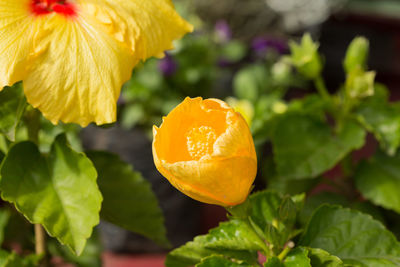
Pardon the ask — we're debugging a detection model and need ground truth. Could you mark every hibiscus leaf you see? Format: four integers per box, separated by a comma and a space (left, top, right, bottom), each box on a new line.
272, 114, 365, 180
355, 150, 400, 214
284, 247, 311, 267
0, 83, 27, 141
299, 205, 400, 266
196, 255, 257, 267
0, 134, 102, 255
86, 151, 169, 246
166, 230, 259, 267
306, 248, 344, 267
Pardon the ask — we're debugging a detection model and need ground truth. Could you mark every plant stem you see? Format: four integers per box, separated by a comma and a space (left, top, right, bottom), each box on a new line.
314, 76, 330, 101
278, 241, 294, 261
35, 224, 46, 255
25, 109, 47, 260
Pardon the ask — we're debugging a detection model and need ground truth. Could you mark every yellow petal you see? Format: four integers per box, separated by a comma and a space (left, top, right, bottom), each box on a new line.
0, 0, 36, 89
23, 14, 138, 126
78, 0, 193, 59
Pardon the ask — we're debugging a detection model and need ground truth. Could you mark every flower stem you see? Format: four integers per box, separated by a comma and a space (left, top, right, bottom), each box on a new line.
314, 76, 330, 101
278, 241, 294, 261
35, 224, 46, 255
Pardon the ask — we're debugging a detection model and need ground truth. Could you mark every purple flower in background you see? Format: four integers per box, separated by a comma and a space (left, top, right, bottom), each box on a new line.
158, 54, 178, 76
252, 37, 288, 55
215, 20, 232, 43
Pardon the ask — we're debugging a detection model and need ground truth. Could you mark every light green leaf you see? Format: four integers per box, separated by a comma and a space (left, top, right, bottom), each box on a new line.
0, 83, 27, 141
272, 114, 365, 180
166, 235, 258, 267
86, 151, 168, 246
284, 247, 311, 267
0, 135, 102, 255
300, 205, 400, 266
356, 93, 400, 155
196, 255, 257, 267
233, 64, 270, 101
0, 250, 39, 267
204, 219, 268, 252
306, 248, 344, 267
355, 150, 400, 214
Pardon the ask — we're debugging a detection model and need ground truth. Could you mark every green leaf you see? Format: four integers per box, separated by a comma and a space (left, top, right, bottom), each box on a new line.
0, 250, 39, 267
272, 114, 366, 180
0, 135, 102, 255
233, 64, 270, 101
0, 210, 10, 246
166, 235, 258, 267
306, 248, 343, 267
220, 41, 247, 63
204, 219, 268, 252
355, 150, 400, 214
299, 205, 400, 266
196, 255, 257, 267
86, 151, 168, 246
248, 191, 282, 232
299, 192, 349, 226
284, 247, 311, 267
356, 92, 400, 155
0, 83, 27, 141
264, 257, 284, 267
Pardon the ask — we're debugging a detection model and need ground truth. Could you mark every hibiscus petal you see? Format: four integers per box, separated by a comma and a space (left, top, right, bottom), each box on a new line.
24, 15, 138, 126
79, 0, 193, 59
0, 0, 36, 88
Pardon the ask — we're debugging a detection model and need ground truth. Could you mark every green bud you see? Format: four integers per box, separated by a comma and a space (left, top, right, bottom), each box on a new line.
344, 37, 369, 73
345, 69, 376, 99
289, 33, 322, 79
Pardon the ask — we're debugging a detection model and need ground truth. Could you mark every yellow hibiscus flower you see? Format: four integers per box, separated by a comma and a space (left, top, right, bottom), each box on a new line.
0, 0, 192, 126
153, 97, 257, 207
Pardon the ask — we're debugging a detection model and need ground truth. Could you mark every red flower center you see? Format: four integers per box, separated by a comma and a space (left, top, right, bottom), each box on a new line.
30, 0, 76, 17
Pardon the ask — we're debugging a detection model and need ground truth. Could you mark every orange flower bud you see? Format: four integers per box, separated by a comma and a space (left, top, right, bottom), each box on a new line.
152, 97, 257, 206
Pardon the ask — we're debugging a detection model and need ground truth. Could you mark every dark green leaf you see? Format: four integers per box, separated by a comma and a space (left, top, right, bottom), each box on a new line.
272, 114, 365, 180
196, 255, 257, 267
264, 257, 283, 267
355, 150, 400, 214
166, 235, 258, 267
0, 135, 102, 255
356, 93, 400, 155
0, 83, 27, 141
300, 205, 400, 266
248, 191, 282, 232
306, 248, 343, 267
279, 196, 297, 226
299, 192, 349, 226
284, 247, 311, 267
86, 151, 168, 246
